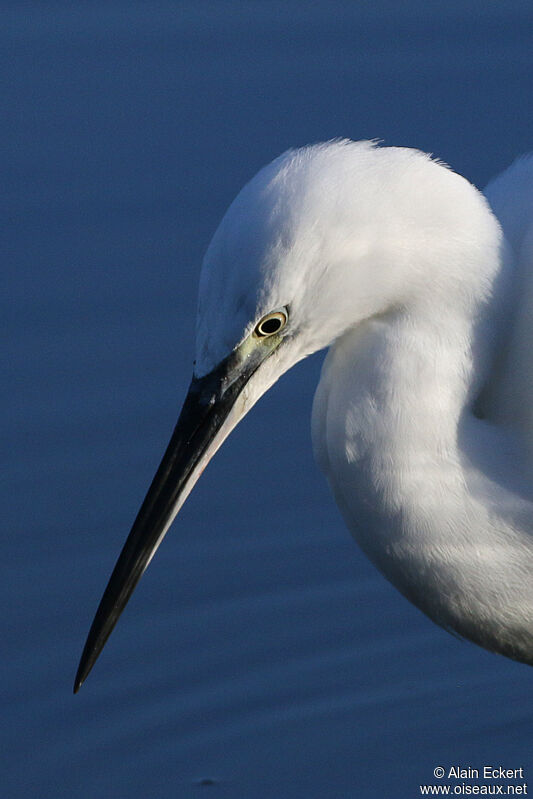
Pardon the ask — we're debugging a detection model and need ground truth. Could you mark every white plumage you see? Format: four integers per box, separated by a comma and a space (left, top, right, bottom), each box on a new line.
197, 140, 533, 664
75, 139, 533, 690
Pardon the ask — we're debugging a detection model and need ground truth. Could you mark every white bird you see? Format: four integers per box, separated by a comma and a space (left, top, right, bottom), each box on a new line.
75, 139, 533, 692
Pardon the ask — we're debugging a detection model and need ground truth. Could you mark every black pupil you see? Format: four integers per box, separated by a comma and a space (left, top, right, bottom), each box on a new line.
259, 316, 282, 335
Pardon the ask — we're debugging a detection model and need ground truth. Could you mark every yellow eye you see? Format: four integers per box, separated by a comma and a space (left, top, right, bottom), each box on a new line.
253, 308, 288, 338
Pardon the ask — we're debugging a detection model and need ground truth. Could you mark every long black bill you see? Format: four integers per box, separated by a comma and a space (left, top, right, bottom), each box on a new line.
74, 346, 266, 693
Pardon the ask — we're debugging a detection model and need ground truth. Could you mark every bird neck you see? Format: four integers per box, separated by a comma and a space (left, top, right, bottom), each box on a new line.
331, 304, 479, 474
329, 226, 517, 485
317, 303, 481, 591
316, 281, 533, 663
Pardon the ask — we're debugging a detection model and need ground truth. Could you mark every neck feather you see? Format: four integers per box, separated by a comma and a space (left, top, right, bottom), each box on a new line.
313, 290, 533, 664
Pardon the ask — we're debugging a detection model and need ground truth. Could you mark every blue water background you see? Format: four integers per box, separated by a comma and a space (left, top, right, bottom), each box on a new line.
3, 2, 533, 797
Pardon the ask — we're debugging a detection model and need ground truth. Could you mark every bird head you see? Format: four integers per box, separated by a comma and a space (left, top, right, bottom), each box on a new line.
197, 140, 407, 378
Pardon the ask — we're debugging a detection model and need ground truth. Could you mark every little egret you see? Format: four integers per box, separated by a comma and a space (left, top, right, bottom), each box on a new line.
75, 140, 533, 692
